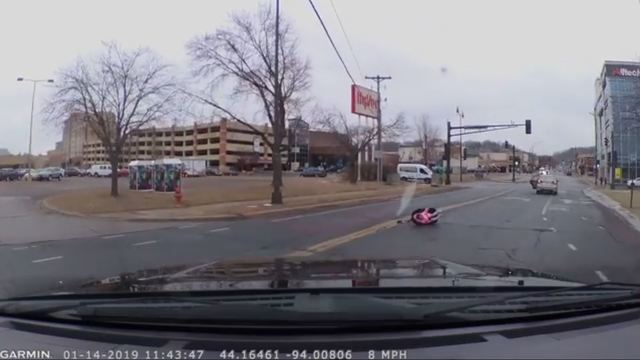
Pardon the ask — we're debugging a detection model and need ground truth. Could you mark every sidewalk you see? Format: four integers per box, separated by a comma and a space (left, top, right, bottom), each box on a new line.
43, 184, 461, 221
583, 184, 640, 233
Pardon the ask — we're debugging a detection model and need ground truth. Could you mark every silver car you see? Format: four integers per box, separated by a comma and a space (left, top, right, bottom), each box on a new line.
536, 175, 558, 195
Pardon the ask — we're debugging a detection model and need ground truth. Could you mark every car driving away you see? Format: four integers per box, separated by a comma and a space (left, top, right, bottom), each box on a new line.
529, 173, 540, 189
535, 174, 559, 195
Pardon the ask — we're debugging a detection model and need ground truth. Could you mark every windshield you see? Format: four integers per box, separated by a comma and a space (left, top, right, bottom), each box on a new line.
1, 0, 640, 332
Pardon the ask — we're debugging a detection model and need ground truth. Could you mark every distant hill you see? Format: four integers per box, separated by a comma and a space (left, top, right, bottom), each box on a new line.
552, 146, 595, 163
0, 148, 10, 156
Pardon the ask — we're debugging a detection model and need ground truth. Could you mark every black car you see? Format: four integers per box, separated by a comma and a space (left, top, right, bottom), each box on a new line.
64, 167, 82, 177
0, 168, 20, 181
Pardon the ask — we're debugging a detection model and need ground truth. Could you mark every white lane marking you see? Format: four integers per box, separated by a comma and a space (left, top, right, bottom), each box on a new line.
102, 234, 124, 239
567, 244, 577, 251
263, 203, 272, 207
12, 246, 30, 251
178, 224, 199, 229
562, 199, 573, 204
549, 227, 557, 232
440, 190, 513, 212
503, 196, 531, 202
209, 227, 230, 233
595, 270, 609, 282
272, 215, 304, 223
32, 256, 63, 264
580, 216, 588, 221
247, 205, 258, 208
132, 240, 157, 247
542, 217, 548, 222
598, 225, 606, 230
541, 197, 553, 216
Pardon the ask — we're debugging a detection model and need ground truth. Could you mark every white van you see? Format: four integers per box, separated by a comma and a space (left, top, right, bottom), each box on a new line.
397, 163, 433, 183
88, 164, 112, 177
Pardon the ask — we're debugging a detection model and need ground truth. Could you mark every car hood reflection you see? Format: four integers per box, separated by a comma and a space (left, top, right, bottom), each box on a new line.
78, 257, 583, 294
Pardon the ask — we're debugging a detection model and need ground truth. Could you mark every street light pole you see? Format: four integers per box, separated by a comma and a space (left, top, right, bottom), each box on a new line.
17, 77, 54, 181
365, 75, 391, 182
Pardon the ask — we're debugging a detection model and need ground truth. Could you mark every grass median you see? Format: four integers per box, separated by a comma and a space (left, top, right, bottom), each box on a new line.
44, 176, 458, 217
597, 187, 640, 219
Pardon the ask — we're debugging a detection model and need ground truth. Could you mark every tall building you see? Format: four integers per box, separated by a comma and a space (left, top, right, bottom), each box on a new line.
595, 61, 640, 185
287, 117, 310, 169
61, 112, 102, 166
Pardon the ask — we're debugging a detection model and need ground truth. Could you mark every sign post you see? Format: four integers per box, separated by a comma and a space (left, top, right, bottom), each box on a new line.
351, 84, 381, 181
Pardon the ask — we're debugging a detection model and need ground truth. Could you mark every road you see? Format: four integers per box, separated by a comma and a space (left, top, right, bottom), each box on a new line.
1, 174, 639, 298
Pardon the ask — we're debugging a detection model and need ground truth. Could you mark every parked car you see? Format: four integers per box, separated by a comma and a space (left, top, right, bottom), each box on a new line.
535, 175, 558, 195
206, 167, 222, 176
64, 167, 82, 177
0, 168, 20, 181
566, 170, 573, 176
117, 168, 129, 177
88, 164, 112, 177
326, 165, 344, 173
183, 168, 205, 177
300, 167, 327, 177
23, 169, 59, 181
46, 167, 65, 180
529, 174, 540, 189
223, 168, 239, 176
627, 178, 640, 188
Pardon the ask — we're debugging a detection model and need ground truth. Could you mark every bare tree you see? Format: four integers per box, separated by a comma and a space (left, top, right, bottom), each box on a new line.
46, 42, 178, 197
317, 110, 406, 183
186, 3, 311, 204
414, 114, 441, 164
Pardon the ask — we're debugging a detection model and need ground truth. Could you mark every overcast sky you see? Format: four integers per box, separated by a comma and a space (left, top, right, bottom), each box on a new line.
2, 0, 640, 156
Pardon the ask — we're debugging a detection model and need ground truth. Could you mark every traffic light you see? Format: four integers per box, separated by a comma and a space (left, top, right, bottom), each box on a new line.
604, 138, 609, 147
463, 148, 467, 160
444, 143, 450, 159
504, 141, 510, 149
525, 119, 532, 134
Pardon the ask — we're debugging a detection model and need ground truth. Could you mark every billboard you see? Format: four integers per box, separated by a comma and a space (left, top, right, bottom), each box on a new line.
605, 64, 640, 77
351, 84, 379, 118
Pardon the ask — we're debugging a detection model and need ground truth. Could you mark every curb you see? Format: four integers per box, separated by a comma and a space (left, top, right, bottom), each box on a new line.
583, 188, 640, 233
40, 185, 462, 222
40, 199, 89, 218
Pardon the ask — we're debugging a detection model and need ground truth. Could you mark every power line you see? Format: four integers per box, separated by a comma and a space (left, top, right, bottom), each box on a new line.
307, 0, 356, 84
328, 0, 363, 78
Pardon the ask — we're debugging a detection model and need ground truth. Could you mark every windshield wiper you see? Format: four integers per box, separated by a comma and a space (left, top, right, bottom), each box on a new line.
417, 282, 640, 318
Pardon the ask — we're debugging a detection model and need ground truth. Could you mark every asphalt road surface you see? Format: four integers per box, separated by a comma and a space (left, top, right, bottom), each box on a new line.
1, 174, 639, 298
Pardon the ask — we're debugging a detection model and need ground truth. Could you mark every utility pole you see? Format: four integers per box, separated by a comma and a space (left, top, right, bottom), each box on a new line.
456, 107, 464, 182
365, 75, 391, 182
445, 121, 452, 185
